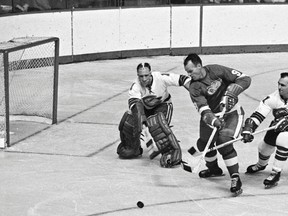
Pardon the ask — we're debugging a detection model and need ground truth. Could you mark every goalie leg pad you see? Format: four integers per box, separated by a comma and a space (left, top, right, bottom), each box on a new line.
147, 112, 182, 167
159, 135, 182, 168
119, 111, 134, 141
117, 111, 142, 159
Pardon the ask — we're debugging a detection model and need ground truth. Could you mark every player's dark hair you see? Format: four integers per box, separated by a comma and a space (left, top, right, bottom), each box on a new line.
183, 53, 202, 66
280, 72, 288, 78
137, 62, 151, 71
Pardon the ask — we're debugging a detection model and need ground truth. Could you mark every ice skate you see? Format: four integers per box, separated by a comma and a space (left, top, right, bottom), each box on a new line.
263, 171, 281, 189
199, 167, 224, 178
246, 163, 267, 174
230, 175, 243, 196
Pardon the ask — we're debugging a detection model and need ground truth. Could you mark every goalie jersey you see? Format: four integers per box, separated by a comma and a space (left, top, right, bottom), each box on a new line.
128, 72, 190, 110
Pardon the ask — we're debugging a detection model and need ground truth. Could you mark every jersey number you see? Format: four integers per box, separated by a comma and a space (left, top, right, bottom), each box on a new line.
231, 70, 242, 77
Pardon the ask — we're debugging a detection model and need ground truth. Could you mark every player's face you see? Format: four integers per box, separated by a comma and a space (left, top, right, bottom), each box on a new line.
184, 60, 203, 81
137, 67, 152, 87
278, 77, 288, 100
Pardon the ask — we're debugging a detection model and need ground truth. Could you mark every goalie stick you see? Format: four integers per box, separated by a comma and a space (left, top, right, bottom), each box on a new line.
181, 125, 276, 174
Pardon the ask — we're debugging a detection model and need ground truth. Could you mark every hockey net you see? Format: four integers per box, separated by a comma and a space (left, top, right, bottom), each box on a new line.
0, 37, 59, 148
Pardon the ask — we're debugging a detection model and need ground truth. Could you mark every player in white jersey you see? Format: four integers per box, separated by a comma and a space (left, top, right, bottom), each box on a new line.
117, 62, 191, 168
242, 72, 288, 188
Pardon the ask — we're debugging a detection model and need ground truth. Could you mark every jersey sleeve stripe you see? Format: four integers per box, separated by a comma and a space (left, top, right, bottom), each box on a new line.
251, 111, 265, 125
178, 75, 190, 86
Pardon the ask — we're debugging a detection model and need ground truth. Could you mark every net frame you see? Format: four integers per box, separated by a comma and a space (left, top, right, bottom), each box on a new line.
0, 37, 59, 148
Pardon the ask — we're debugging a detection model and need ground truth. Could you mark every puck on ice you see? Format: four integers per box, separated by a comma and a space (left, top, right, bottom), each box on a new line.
137, 201, 144, 208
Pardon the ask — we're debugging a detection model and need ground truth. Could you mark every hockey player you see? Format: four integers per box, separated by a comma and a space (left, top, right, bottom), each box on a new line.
184, 53, 251, 195
242, 72, 288, 188
117, 62, 191, 168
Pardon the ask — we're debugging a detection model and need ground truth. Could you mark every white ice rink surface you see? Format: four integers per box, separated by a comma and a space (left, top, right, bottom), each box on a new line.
1, 53, 288, 216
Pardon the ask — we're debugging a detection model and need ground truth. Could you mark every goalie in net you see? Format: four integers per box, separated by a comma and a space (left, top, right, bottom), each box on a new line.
117, 62, 191, 168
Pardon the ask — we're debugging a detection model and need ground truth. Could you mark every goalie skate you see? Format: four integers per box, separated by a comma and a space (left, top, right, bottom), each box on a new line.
263, 171, 281, 189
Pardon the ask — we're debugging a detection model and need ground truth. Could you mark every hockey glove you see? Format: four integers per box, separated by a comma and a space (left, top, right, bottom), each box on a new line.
221, 84, 243, 112
241, 118, 258, 143
202, 109, 224, 129
273, 108, 288, 119
142, 95, 162, 110
274, 116, 288, 132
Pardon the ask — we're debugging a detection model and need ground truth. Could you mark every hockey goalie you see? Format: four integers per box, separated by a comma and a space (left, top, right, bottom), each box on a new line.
116, 62, 191, 168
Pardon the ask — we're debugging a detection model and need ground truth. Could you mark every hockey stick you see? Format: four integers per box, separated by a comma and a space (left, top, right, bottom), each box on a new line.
181, 108, 226, 173
182, 126, 218, 173
207, 125, 276, 153
181, 125, 276, 173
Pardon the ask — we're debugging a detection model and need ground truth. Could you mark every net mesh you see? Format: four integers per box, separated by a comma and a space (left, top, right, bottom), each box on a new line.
0, 37, 57, 147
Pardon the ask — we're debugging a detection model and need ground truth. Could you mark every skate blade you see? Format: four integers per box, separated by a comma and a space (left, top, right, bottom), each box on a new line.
264, 183, 278, 189
232, 188, 243, 197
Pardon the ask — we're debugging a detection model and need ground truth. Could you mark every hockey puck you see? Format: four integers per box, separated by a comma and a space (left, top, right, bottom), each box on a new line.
137, 201, 144, 208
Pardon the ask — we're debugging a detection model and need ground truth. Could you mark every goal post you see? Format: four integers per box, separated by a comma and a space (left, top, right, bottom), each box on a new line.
0, 37, 59, 148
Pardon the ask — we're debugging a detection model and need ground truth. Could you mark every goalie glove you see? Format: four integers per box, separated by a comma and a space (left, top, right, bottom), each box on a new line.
221, 84, 243, 112
141, 95, 162, 110
241, 118, 258, 143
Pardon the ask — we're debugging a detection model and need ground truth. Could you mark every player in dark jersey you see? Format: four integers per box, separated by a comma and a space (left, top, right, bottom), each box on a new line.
184, 53, 251, 195
242, 72, 288, 188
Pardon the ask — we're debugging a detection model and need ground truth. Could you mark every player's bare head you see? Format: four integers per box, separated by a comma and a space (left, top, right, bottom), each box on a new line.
184, 53, 202, 67
183, 53, 205, 80
137, 62, 152, 87
137, 62, 151, 72
278, 72, 288, 99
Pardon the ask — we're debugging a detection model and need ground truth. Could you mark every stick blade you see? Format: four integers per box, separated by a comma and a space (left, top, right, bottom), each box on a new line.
181, 161, 193, 173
